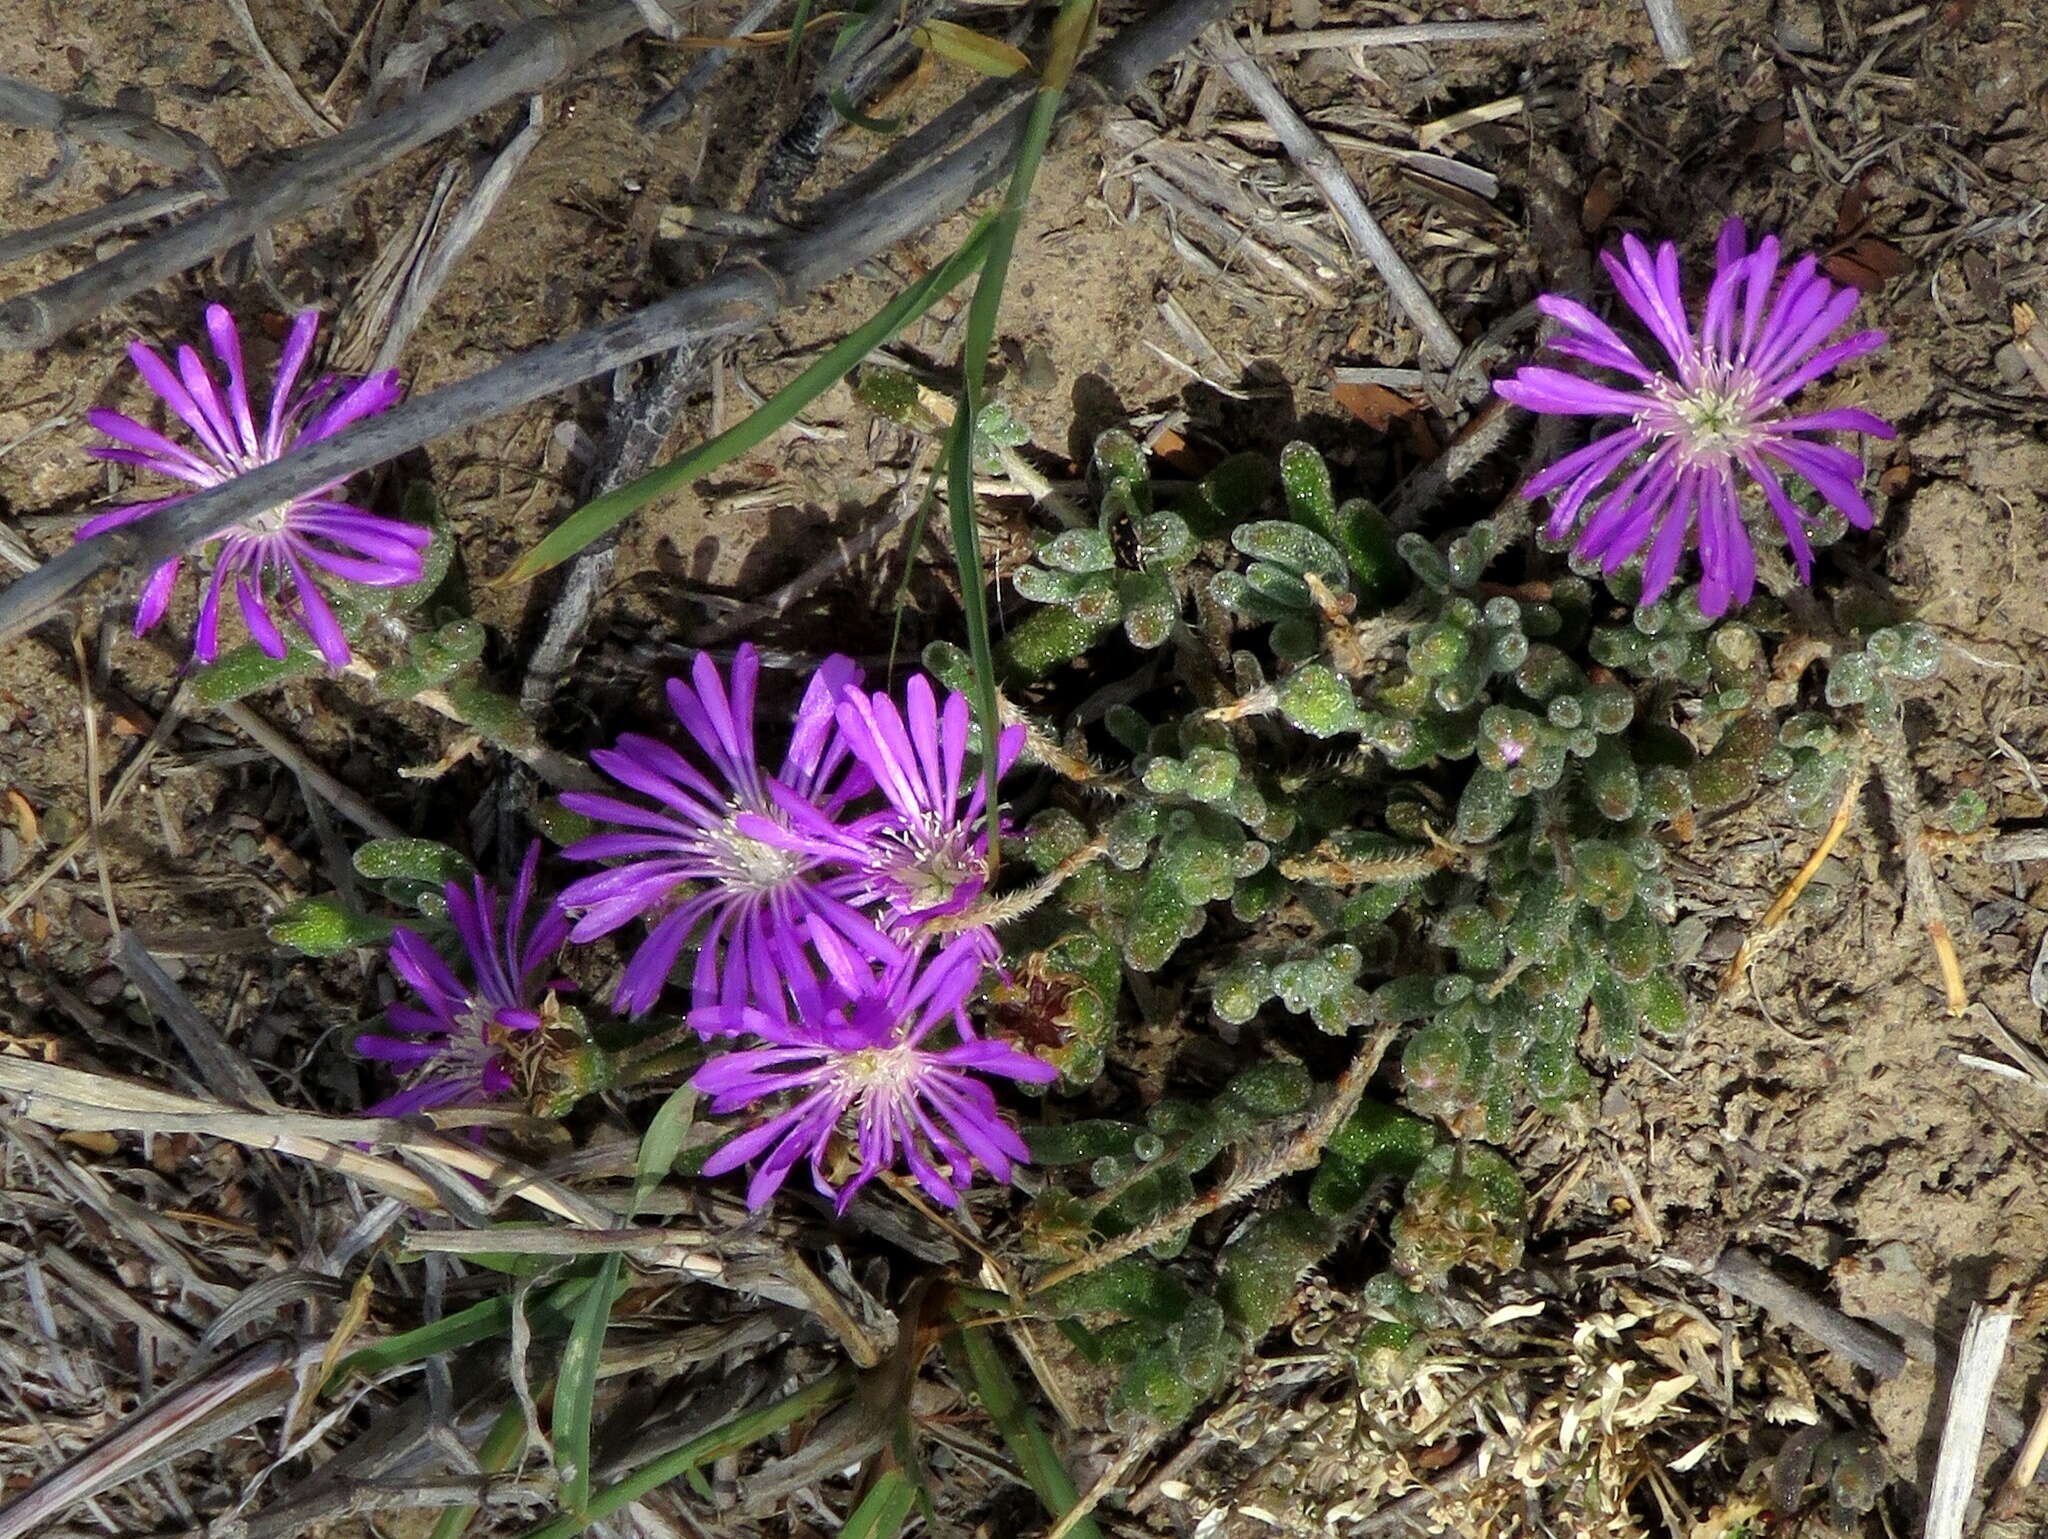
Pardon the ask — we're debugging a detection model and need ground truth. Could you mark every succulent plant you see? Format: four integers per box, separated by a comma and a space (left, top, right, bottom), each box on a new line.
977, 434, 1929, 1425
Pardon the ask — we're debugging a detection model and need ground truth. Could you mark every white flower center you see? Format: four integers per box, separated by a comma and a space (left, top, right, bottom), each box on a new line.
879, 817, 982, 909
713, 815, 802, 892
835, 1043, 923, 1095
1642, 357, 1768, 465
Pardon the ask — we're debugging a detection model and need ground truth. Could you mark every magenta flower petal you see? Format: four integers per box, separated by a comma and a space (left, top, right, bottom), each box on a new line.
559, 645, 880, 1018
1494, 215, 1891, 615
780, 673, 1028, 941
75, 306, 421, 664
355, 842, 575, 1116
688, 928, 1051, 1212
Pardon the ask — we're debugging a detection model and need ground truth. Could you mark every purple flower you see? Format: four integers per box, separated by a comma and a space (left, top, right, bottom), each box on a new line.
1495, 218, 1894, 617
691, 926, 1057, 1211
76, 303, 427, 666
788, 674, 1026, 949
354, 843, 571, 1117
559, 645, 888, 1019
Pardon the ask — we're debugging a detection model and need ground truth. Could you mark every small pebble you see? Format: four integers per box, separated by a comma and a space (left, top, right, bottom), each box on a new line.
1773, 0, 1827, 54
1994, 343, 2029, 386
1971, 896, 2023, 935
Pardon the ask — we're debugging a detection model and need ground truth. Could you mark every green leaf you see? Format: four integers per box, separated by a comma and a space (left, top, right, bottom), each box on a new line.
786, 0, 814, 67
267, 896, 394, 958
914, 18, 1030, 76
828, 84, 904, 135
328, 1270, 604, 1391
353, 838, 474, 886
838, 1470, 920, 1538
503, 220, 997, 582
191, 638, 328, 705
1278, 441, 1336, 535
630, 1086, 697, 1220
1233, 520, 1347, 582
553, 1253, 622, 1515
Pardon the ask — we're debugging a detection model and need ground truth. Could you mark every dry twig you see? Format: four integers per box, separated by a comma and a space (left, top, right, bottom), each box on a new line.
0, 2, 649, 351
1208, 29, 1461, 367
1638, 0, 1696, 67
1926, 1304, 2015, 1539
1246, 20, 1545, 53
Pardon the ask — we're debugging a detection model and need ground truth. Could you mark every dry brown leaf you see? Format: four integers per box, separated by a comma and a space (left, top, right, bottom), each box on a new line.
1823, 236, 1910, 292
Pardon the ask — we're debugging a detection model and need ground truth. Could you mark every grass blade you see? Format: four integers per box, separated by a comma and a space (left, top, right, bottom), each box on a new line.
944, 0, 1100, 881
551, 1252, 621, 1516
950, 1328, 1104, 1539
326, 1268, 603, 1389
785, 0, 814, 67
501, 219, 997, 584
543, 1086, 693, 1512
518, 1364, 857, 1539
838, 1469, 919, 1538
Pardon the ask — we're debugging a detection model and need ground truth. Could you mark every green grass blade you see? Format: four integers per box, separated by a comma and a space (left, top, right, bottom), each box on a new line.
502, 220, 997, 584
326, 1269, 601, 1390
838, 1469, 919, 1538
518, 1364, 857, 1539
544, 1085, 692, 1511
950, 1328, 1104, 1539
428, 1399, 531, 1539
786, 0, 814, 67
552, 1252, 622, 1515
944, 0, 1100, 880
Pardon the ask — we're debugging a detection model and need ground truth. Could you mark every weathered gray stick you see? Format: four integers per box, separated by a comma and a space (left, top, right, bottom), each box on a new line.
1208, 28, 1463, 367
0, 179, 216, 269
0, 72, 226, 183
1640, 0, 1695, 66
0, 1, 648, 352
1246, 20, 1545, 53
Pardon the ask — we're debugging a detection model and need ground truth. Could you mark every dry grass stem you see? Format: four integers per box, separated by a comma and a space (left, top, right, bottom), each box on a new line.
225, 0, 344, 135
0, 1339, 319, 1539
1716, 754, 1867, 1002
0, 1056, 615, 1226
1989, 1390, 2048, 1519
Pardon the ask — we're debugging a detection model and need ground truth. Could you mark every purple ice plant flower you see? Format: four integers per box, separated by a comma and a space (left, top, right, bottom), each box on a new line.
77, 303, 426, 666
1494, 217, 1894, 618
354, 843, 572, 1117
558, 644, 889, 1019
785, 674, 1026, 951
690, 925, 1057, 1210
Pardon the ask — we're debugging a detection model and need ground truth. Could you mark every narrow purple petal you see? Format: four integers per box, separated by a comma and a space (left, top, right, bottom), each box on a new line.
1494, 367, 1647, 418
204, 304, 261, 456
